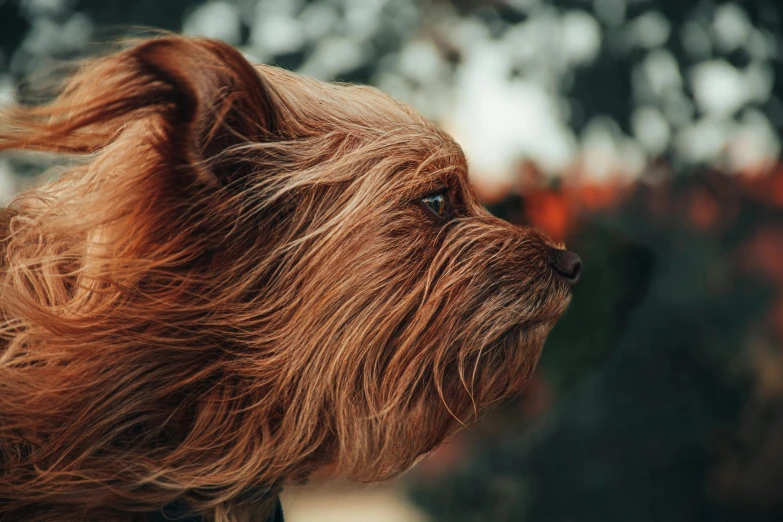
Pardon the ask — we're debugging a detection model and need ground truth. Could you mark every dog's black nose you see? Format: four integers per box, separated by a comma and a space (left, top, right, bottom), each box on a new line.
549, 249, 582, 284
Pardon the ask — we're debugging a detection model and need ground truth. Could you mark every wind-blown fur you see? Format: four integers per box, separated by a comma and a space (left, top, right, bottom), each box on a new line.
0, 36, 573, 521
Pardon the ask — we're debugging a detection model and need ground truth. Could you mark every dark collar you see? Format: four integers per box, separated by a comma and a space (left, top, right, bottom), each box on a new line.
150, 493, 283, 522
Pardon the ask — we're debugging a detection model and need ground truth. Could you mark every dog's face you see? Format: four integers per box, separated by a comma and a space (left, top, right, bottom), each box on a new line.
0, 36, 578, 517
207, 63, 578, 481
254, 132, 576, 480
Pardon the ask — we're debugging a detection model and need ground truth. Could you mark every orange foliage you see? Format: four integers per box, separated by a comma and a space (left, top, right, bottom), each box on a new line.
525, 189, 571, 241
578, 182, 624, 211
743, 227, 783, 285
687, 188, 720, 231
739, 166, 783, 208
521, 180, 629, 241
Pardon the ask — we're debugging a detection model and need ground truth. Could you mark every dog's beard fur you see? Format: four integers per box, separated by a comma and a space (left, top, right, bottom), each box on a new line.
0, 36, 572, 521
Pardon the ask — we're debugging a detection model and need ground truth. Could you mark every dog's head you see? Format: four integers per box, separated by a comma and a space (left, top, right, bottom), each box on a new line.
0, 36, 578, 518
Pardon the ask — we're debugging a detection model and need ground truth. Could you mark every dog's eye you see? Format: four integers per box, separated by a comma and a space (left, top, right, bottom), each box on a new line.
421, 192, 447, 218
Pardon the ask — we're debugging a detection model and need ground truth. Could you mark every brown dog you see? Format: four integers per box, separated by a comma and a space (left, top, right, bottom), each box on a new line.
0, 36, 580, 521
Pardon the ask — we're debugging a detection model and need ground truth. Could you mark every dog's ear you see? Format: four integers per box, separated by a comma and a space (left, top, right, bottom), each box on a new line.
0, 36, 280, 187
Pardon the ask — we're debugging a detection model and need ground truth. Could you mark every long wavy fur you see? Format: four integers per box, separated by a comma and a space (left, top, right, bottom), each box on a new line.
0, 35, 572, 521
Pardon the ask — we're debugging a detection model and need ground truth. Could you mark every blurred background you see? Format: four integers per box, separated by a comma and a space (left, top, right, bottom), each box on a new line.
2, 0, 783, 520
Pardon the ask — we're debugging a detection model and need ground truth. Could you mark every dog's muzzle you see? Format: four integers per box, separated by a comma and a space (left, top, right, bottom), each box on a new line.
549, 248, 582, 285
